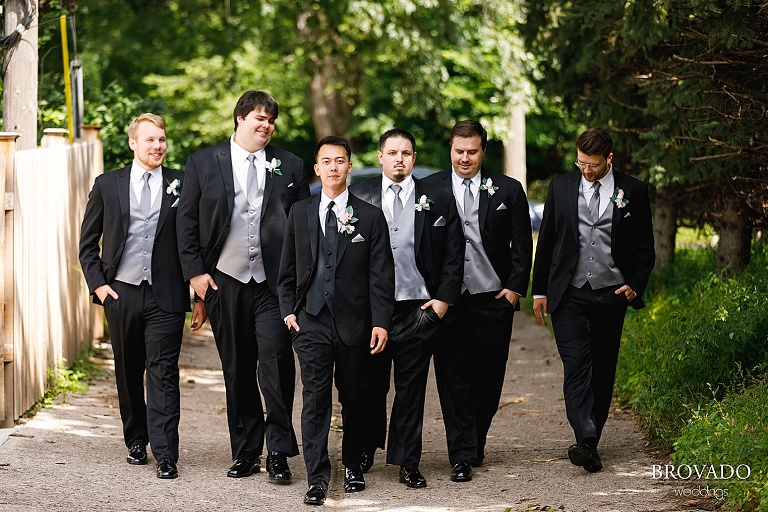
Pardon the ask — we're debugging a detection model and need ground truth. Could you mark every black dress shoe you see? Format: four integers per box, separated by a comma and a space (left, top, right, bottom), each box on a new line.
227, 455, 260, 478
450, 460, 473, 482
156, 458, 178, 479
266, 452, 292, 483
304, 481, 328, 505
344, 466, 366, 493
360, 450, 375, 473
126, 444, 148, 465
568, 443, 603, 472
399, 464, 427, 488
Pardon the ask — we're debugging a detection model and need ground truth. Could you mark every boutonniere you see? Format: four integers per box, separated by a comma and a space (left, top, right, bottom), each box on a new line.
165, 178, 181, 197
610, 187, 629, 208
266, 157, 282, 176
337, 206, 358, 236
414, 194, 434, 212
479, 177, 499, 196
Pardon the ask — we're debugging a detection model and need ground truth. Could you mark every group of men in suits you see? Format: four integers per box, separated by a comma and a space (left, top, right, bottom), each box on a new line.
79, 89, 654, 506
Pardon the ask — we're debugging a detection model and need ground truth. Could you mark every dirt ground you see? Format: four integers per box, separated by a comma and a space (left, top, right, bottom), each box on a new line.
0, 313, 715, 511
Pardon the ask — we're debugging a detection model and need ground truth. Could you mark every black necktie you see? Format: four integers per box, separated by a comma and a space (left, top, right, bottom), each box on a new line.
325, 201, 337, 244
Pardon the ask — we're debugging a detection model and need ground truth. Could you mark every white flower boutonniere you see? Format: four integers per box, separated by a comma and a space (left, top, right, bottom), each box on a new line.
414, 194, 434, 212
266, 157, 282, 176
479, 177, 499, 197
337, 206, 358, 236
610, 187, 629, 208
165, 178, 181, 197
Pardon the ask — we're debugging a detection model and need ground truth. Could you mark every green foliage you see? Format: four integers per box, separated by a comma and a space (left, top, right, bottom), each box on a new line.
616, 240, 768, 446
673, 380, 768, 511
22, 354, 99, 418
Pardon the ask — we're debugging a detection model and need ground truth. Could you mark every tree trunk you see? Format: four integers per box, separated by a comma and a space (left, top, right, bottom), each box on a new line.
308, 58, 346, 140
716, 194, 752, 274
653, 185, 677, 270
2, 0, 39, 150
502, 103, 527, 192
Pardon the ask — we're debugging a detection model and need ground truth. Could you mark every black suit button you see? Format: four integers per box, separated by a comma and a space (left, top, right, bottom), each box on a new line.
326, 251, 332, 256
326, 264, 331, 268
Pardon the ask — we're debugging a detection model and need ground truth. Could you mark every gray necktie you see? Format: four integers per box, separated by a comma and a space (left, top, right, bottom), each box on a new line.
246, 154, 258, 203
589, 181, 601, 221
325, 200, 338, 244
391, 184, 403, 222
140, 172, 151, 216
463, 178, 473, 214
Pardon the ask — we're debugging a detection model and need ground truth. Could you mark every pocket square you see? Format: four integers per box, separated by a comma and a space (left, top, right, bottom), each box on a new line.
172, 198, 179, 207
623, 212, 631, 219
351, 233, 366, 243
432, 216, 446, 227
496, 203, 507, 211
287, 182, 294, 188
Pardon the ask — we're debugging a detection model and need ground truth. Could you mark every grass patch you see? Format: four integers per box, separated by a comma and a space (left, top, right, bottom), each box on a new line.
22, 352, 100, 418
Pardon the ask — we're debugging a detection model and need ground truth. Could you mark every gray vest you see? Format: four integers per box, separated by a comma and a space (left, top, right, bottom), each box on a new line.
216, 170, 267, 284
305, 227, 339, 316
114, 185, 161, 285
569, 193, 625, 289
382, 189, 430, 301
457, 191, 502, 294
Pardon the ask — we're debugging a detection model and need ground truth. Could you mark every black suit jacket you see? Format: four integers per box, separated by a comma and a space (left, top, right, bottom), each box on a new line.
349, 175, 464, 305
531, 170, 655, 313
277, 192, 395, 346
176, 141, 310, 296
424, 169, 533, 298
79, 165, 189, 313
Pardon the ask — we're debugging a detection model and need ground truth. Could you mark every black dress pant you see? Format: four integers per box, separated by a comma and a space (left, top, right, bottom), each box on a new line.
204, 270, 298, 460
434, 290, 514, 464
103, 280, 184, 463
292, 307, 370, 486
550, 283, 629, 445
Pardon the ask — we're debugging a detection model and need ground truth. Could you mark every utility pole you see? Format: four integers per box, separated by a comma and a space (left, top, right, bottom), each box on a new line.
2, 0, 39, 150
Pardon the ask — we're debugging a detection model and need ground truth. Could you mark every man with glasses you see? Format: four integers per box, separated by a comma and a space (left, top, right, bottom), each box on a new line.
531, 128, 655, 472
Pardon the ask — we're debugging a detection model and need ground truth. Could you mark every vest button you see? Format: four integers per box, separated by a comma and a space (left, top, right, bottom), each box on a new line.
326, 264, 331, 268
591, 241, 596, 246
465, 221, 470, 225
326, 251, 332, 256
394, 227, 398, 231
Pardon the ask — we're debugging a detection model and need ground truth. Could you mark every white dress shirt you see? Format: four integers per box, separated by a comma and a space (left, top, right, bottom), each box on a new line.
130, 162, 161, 208
381, 174, 415, 219
230, 135, 266, 193
580, 165, 615, 219
318, 189, 349, 235
450, 169, 482, 214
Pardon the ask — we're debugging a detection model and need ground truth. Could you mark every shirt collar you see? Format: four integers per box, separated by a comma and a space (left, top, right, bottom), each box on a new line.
381, 174, 414, 196
320, 189, 349, 212
230, 135, 266, 164
451, 168, 482, 189
131, 161, 161, 183
580, 164, 614, 193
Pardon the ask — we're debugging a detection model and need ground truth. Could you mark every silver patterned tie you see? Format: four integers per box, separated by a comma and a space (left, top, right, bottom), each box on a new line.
391, 183, 403, 222
589, 181, 601, 221
140, 172, 151, 216
463, 178, 473, 214
246, 154, 258, 203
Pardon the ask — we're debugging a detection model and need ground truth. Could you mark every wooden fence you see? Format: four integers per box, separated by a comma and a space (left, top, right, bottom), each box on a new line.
0, 127, 103, 426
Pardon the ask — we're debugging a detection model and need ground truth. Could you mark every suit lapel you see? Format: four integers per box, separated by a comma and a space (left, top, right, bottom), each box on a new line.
568, 171, 581, 243
368, 181, 382, 209
336, 194, 354, 264
611, 173, 624, 239
217, 144, 235, 214
307, 195, 320, 262
155, 167, 173, 236
413, 179, 426, 256
117, 165, 131, 236
478, 170, 491, 229
263, 145, 277, 209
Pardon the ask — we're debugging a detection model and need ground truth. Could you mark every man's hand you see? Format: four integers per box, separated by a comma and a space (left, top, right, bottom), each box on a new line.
533, 297, 548, 326
95, 284, 118, 304
495, 288, 520, 307
615, 284, 637, 302
190, 301, 207, 331
421, 299, 449, 319
285, 314, 300, 332
190, 273, 217, 299
370, 327, 388, 354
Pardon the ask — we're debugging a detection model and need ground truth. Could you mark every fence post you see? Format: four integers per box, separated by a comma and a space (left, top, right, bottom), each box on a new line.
0, 132, 19, 427
40, 128, 70, 149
